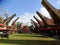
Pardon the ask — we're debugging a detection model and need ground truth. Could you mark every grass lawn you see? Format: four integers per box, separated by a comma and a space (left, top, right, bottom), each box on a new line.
0, 33, 60, 45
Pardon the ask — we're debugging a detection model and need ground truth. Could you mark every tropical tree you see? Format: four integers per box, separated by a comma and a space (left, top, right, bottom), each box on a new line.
0, 15, 3, 23
28, 24, 34, 33
16, 22, 22, 33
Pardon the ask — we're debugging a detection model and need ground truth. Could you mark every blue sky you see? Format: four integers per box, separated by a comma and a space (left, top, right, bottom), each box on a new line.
0, 0, 60, 25
0, 0, 42, 15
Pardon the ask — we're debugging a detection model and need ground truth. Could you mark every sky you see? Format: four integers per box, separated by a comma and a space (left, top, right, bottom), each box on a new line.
0, 0, 60, 26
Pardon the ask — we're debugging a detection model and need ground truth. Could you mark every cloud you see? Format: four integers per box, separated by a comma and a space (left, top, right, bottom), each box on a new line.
57, 0, 60, 4
39, 7, 51, 18
9, 7, 51, 26
9, 12, 34, 26
17, 12, 35, 26
17, 7, 51, 26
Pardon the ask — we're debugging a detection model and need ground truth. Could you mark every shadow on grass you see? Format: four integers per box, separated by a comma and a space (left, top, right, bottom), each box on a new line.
0, 39, 60, 45
14, 34, 48, 38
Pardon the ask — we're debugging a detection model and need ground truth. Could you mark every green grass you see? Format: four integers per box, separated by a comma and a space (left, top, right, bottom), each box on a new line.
0, 33, 60, 45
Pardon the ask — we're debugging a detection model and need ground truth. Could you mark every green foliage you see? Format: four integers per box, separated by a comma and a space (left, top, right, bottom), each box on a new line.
28, 24, 34, 29
0, 16, 3, 23
16, 22, 22, 30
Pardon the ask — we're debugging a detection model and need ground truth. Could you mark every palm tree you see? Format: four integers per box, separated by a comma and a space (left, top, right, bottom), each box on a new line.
28, 24, 34, 33
16, 22, 22, 33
